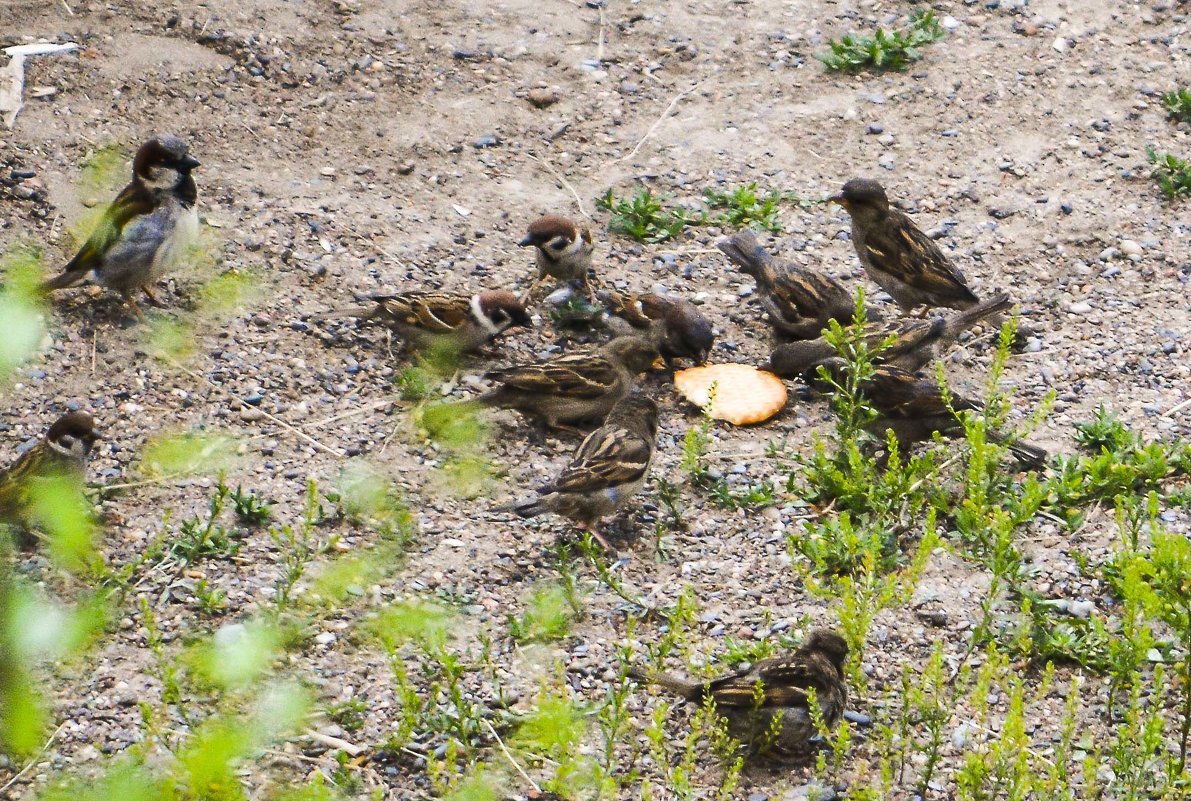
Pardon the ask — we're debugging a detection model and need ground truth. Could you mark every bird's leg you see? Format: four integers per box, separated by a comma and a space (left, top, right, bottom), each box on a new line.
142, 286, 165, 307
124, 294, 146, 321
577, 522, 613, 552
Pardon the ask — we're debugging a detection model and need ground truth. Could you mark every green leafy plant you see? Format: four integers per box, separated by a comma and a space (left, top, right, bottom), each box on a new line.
703, 183, 787, 232
1146, 147, 1191, 199
597, 188, 706, 243
1162, 87, 1191, 124
818, 10, 945, 72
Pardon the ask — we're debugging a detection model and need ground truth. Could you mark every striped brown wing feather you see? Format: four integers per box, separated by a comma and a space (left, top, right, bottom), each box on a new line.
866, 212, 976, 303
548, 427, 651, 493
488, 352, 620, 398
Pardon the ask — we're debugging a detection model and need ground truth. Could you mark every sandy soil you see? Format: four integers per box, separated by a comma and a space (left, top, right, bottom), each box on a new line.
1, 0, 1188, 798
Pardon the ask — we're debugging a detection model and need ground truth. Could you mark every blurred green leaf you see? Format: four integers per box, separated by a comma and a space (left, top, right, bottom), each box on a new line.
366, 599, 454, 650
23, 473, 98, 571
191, 620, 283, 689
141, 432, 239, 477
0, 248, 47, 381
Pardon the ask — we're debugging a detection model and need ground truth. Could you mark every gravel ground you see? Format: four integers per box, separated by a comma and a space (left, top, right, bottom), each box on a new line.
1, 0, 1188, 798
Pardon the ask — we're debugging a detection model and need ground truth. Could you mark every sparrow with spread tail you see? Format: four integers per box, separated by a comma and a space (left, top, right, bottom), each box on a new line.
0, 411, 99, 550
628, 629, 849, 757
717, 230, 857, 340
519, 214, 595, 297
477, 335, 659, 429
832, 178, 979, 312
44, 135, 201, 316
308, 289, 532, 353
601, 288, 715, 365
767, 292, 1012, 378
514, 391, 659, 550
814, 359, 1047, 465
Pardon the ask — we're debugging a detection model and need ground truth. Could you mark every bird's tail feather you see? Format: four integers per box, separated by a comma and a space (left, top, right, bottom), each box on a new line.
43, 269, 89, 292
941, 292, 1013, 337
626, 666, 704, 701
305, 304, 377, 323
716, 230, 769, 276
1007, 439, 1048, 468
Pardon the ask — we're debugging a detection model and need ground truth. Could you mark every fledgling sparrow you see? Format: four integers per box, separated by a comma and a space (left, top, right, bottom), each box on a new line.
767, 292, 1012, 378
308, 289, 532, 353
0, 411, 99, 550
814, 359, 1047, 465
513, 391, 659, 550
628, 629, 849, 757
832, 178, 979, 312
717, 230, 857, 340
476, 335, 660, 429
519, 214, 595, 297
600, 288, 715, 365
44, 136, 201, 316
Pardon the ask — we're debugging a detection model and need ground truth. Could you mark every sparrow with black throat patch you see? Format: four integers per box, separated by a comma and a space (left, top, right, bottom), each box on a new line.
628, 629, 849, 757
513, 391, 659, 551
813, 359, 1047, 466
519, 214, 595, 298
717, 229, 857, 340
475, 335, 660, 430
832, 178, 980, 312
44, 135, 201, 317
308, 289, 532, 354
600, 288, 715, 365
0, 411, 100, 550
767, 292, 1012, 378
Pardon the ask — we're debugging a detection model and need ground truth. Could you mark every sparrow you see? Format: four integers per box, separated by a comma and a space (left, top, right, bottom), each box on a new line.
308, 289, 532, 353
717, 229, 857, 340
513, 391, 659, 550
814, 359, 1047, 466
767, 292, 1012, 378
476, 335, 660, 429
831, 178, 979, 312
0, 411, 99, 550
519, 214, 595, 297
601, 288, 715, 365
44, 135, 201, 316
628, 629, 849, 757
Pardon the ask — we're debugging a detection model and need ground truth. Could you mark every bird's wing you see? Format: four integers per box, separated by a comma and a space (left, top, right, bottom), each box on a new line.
707, 654, 821, 708
59, 182, 155, 278
865, 211, 977, 303
547, 426, 652, 494
371, 291, 470, 332
487, 352, 620, 398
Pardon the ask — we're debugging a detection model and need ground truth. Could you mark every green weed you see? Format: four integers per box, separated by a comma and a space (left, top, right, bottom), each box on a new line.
818, 10, 945, 72
1146, 147, 1191, 199
1162, 87, 1191, 124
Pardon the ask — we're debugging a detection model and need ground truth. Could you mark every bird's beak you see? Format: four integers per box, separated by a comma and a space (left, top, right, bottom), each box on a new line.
517, 234, 535, 247
650, 356, 668, 371
179, 155, 201, 171
828, 193, 846, 205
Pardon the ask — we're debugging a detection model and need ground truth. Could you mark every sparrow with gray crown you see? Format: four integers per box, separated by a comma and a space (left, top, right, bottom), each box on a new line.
45, 135, 201, 316
629, 629, 849, 757
476, 335, 659, 429
831, 178, 980, 312
601, 288, 715, 365
718, 230, 857, 340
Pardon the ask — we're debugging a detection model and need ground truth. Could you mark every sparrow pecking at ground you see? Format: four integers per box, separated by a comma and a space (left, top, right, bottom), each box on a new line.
831, 178, 980, 312
767, 292, 1012, 378
717, 230, 857, 340
814, 359, 1048, 465
513, 391, 659, 550
308, 289, 532, 354
44, 135, 201, 316
476, 335, 660, 429
0, 411, 99, 550
600, 288, 715, 365
519, 214, 596, 298
628, 629, 850, 757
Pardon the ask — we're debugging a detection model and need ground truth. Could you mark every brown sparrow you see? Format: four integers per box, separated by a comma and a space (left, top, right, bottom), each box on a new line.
513, 391, 659, 550
601, 288, 715, 365
44, 136, 201, 316
629, 629, 849, 757
308, 289, 532, 353
767, 292, 1012, 378
477, 336, 659, 429
519, 214, 595, 297
831, 178, 979, 312
0, 411, 99, 549
717, 230, 856, 340
815, 359, 1047, 465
